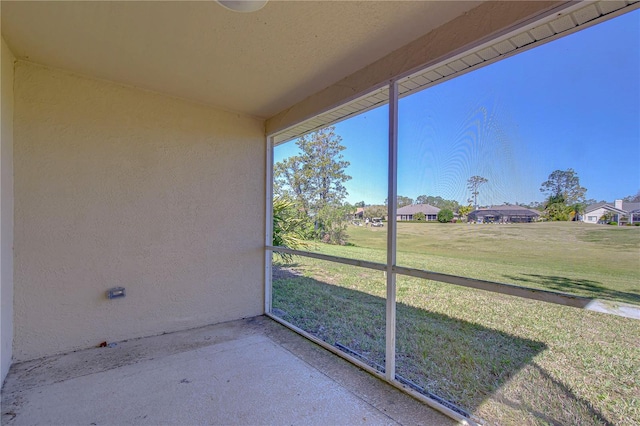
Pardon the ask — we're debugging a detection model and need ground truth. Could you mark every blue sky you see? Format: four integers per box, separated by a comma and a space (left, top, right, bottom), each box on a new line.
275, 9, 639, 207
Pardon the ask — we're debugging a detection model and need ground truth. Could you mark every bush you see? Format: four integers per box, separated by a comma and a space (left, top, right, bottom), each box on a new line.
316, 204, 352, 245
609, 222, 618, 226
437, 209, 454, 223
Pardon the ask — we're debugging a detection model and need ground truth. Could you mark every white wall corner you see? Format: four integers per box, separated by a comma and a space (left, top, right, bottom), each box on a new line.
1, 36, 16, 386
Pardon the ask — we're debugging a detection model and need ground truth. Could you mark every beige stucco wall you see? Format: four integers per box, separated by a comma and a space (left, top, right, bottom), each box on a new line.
13, 61, 265, 361
1, 38, 16, 382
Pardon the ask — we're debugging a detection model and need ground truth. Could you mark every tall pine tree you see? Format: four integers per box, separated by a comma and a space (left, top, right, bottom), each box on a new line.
274, 126, 352, 243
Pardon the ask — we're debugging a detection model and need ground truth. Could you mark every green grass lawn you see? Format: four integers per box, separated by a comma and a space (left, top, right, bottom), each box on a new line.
314, 221, 640, 305
272, 222, 640, 425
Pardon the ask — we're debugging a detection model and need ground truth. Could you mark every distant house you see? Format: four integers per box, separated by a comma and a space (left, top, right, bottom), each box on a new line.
467, 205, 540, 223
353, 207, 365, 219
583, 200, 640, 225
396, 204, 440, 221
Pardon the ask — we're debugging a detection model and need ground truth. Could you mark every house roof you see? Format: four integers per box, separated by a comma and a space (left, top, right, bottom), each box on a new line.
0, 1, 481, 119
585, 202, 607, 213
585, 202, 640, 214
469, 205, 540, 217
396, 204, 440, 215
623, 202, 640, 212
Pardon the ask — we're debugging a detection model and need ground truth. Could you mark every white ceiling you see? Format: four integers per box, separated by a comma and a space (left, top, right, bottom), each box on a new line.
1, 0, 481, 119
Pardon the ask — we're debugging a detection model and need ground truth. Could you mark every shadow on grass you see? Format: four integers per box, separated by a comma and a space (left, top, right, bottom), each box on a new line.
503, 273, 640, 306
272, 267, 537, 413
272, 266, 615, 424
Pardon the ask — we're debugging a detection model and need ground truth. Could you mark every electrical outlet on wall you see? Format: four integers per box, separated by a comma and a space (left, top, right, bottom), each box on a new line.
106, 287, 126, 299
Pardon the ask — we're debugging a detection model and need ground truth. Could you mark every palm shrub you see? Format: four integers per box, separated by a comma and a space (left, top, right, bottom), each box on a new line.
544, 202, 572, 221
273, 197, 309, 262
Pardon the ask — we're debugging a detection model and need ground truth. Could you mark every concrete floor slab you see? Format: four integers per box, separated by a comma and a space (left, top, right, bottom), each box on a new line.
2, 316, 455, 425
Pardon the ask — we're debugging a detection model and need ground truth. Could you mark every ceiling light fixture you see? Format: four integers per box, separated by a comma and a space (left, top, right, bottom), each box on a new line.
217, 0, 268, 13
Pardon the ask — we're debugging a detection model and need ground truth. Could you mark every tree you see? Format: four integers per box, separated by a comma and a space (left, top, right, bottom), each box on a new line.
467, 176, 488, 209
415, 195, 460, 212
385, 196, 413, 208
437, 209, 454, 223
458, 205, 473, 220
364, 205, 386, 220
623, 190, 640, 203
583, 198, 603, 207
540, 169, 587, 221
274, 155, 308, 214
398, 196, 413, 208
415, 195, 430, 205
413, 212, 426, 221
539, 168, 586, 205
354, 201, 366, 208
317, 203, 353, 245
524, 200, 545, 211
273, 126, 352, 242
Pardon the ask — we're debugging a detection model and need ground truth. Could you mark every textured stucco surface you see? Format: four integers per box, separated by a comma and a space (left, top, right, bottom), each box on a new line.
1, 1, 480, 118
1, 38, 16, 384
12, 61, 265, 362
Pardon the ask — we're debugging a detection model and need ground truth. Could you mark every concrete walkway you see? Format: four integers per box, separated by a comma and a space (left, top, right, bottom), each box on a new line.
1, 316, 454, 425
585, 300, 640, 320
